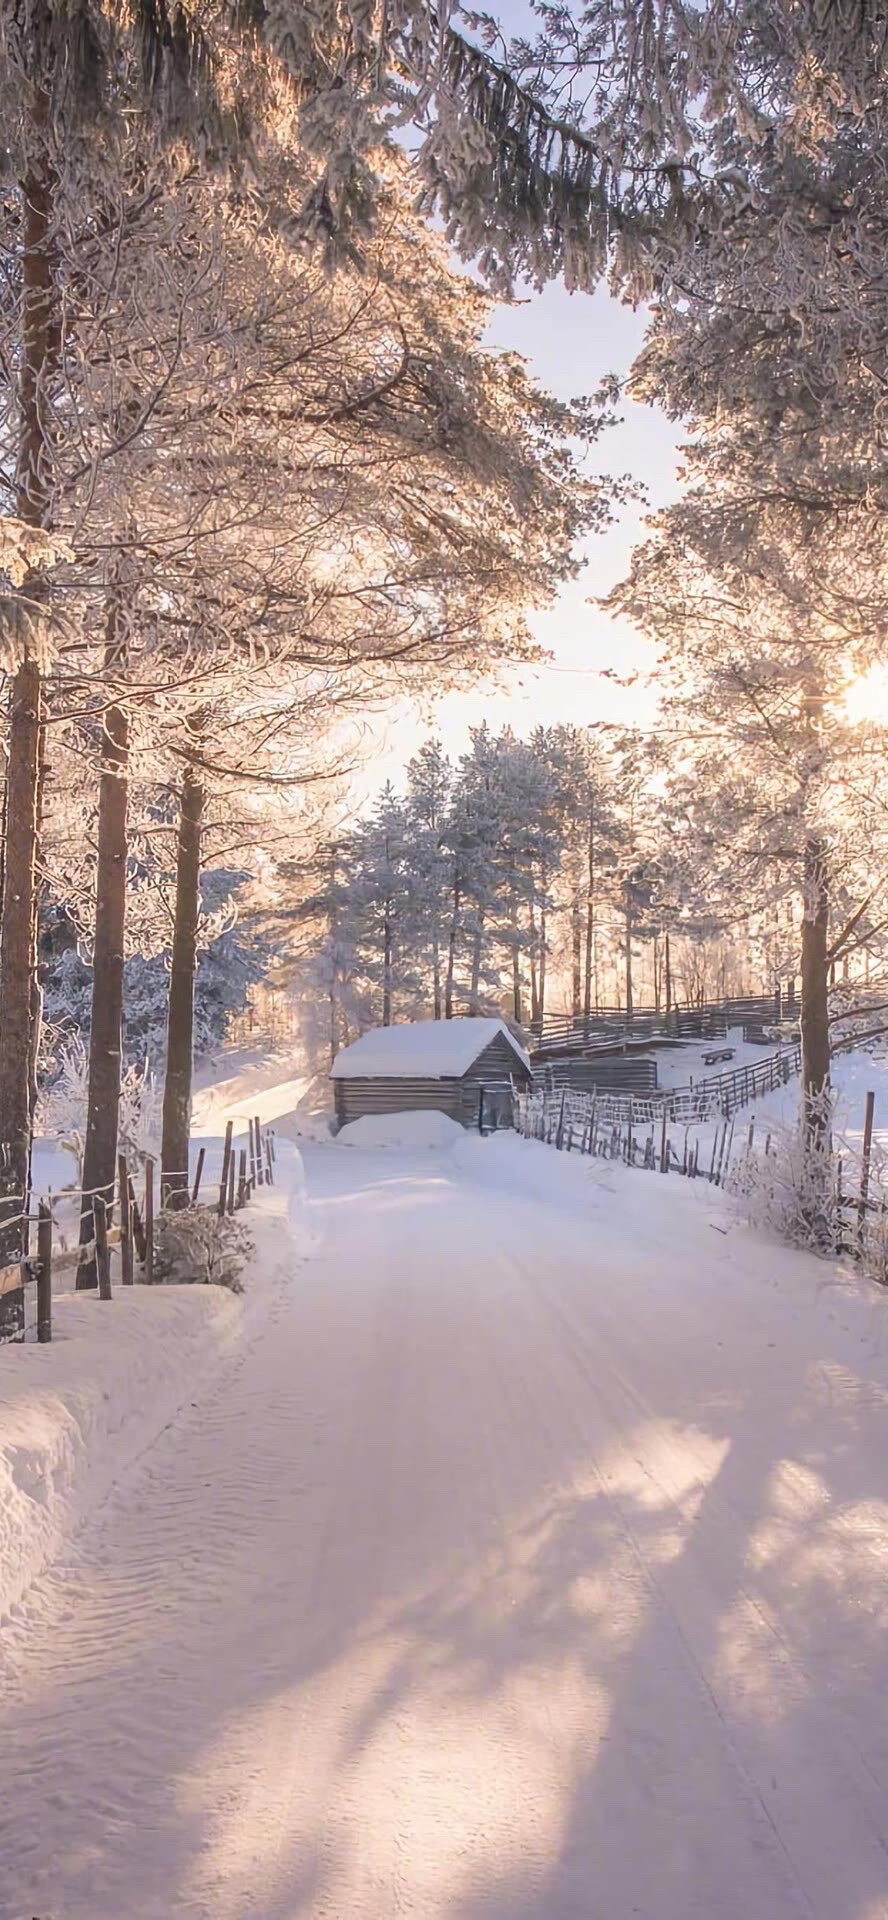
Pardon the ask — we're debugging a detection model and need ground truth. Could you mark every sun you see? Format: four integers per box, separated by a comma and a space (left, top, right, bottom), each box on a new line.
844, 662, 888, 726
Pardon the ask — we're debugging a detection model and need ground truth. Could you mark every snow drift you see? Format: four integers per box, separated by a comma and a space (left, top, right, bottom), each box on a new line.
336, 1109, 463, 1150
0, 1189, 298, 1625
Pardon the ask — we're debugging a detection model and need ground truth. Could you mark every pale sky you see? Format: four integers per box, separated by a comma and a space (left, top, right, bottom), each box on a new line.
350, 276, 680, 803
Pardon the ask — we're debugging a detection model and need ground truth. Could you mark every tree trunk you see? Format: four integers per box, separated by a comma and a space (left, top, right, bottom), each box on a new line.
624, 883, 634, 1021
432, 928, 441, 1020
382, 901, 393, 1025
160, 766, 204, 1207
444, 879, 460, 1018
800, 834, 830, 1145
510, 890, 522, 1026
528, 901, 540, 1027
78, 602, 129, 1285
653, 932, 661, 1013
571, 895, 582, 1017
538, 894, 547, 1026
583, 803, 595, 1019
0, 167, 55, 1262
664, 930, 673, 1017
469, 915, 484, 1012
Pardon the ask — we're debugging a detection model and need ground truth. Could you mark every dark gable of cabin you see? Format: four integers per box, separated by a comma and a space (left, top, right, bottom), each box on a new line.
333, 1029, 531, 1130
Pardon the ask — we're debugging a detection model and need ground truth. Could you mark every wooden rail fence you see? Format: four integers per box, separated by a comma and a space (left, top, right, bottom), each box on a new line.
0, 1123, 276, 1346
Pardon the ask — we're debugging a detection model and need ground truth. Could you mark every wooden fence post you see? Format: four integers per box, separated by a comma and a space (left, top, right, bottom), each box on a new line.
218, 1120, 234, 1218
129, 1176, 147, 1263
660, 1107, 668, 1173
118, 1154, 133, 1286
227, 1149, 236, 1216
37, 1201, 52, 1343
237, 1148, 247, 1209
144, 1157, 155, 1285
264, 1132, 274, 1184
248, 1118, 257, 1190
94, 1195, 112, 1300
857, 1091, 876, 1250
191, 1146, 206, 1206
254, 1116, 264, 1185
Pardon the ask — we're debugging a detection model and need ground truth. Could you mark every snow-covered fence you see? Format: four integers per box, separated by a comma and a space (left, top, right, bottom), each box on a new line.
0, 1124, 277, 1344
521, 1042, 799, 1134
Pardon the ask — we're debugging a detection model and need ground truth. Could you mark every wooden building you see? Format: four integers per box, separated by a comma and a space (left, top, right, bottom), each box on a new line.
331, 1018, 532, 1131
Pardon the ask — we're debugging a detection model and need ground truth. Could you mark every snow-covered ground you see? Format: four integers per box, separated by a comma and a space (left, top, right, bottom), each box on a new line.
2, 1090, 887, 1920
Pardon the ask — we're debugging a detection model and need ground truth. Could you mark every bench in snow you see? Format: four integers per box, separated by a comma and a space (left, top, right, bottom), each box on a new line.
702, 1047, 735, 1066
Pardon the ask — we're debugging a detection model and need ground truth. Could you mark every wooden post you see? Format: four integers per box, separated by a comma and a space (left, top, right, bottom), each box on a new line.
129, 1176, 147, 1263
248, 1118, 257, 1190
268, 1130, 276, 1164
555, 1089, 566, 1150
191, 1146, 205, 1205
264, 1132, 273, 1184
237, 1148, 247, 1209
218, 1120, 233, 1218
227, 1148, 236, 1216
660, 1107, 668, 1174
118, 1154, 133, 1286
37, 1200, 52, 1343
857, 1090, 876, 1249
254, 1115, 264, 1185
144, 1156, 155, 1285
94, 1195, 112, 1300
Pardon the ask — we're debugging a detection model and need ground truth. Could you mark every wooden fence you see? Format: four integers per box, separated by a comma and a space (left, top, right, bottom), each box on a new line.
519, 1042, 800, 1138
531, 992, 796, 1051
0, 1117, 276, 1347
514, 1074, 886, 1278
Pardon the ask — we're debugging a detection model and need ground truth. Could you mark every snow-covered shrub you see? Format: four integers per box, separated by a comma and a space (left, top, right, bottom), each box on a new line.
36, 1040, 162, 1176
35, 1033, 90, 1175
730, 1112, 838, 1254
151, 1207, 253, 1292
731, 1091, 888, 1284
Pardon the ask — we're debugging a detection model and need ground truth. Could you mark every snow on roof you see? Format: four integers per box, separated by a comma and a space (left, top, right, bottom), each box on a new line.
331, 1018, 530, 1080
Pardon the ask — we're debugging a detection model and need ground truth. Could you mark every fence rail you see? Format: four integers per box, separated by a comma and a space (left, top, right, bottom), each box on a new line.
531, 992, 795, 1050
520, 1042, 800, 1136
0, 1119, 276, 1347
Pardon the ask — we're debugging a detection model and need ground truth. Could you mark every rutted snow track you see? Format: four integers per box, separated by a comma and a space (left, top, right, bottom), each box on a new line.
1, 1134, 887, 1920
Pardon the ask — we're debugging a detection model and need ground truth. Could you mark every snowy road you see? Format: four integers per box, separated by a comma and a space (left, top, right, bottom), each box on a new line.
2, 1135, 888, 1920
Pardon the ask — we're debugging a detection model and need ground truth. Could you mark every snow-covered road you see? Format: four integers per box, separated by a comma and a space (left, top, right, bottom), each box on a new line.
2, 1135, 887, 1920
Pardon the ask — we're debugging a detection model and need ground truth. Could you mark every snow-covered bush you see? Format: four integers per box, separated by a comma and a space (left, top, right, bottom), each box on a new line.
731, 1093, 888, 1284
730, 1113, 838, 1255
36, 1039, 162, 1175
151, 1207, 253, 1292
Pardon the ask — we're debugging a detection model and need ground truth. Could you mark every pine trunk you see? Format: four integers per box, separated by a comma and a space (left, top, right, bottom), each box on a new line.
0, 165, 56, 1261
160, 766, 204, 1207
538, 896, 547, 1026
624, 885, 634, 1020
571, 897, 582, 1017
382, 903, 393, 1026
78, 605, 129, 1286
583, 803, 595, 1018
528, 901, 540, 1027
444, 880, 460, 1019
665, 931, 673, 1017
510, 891, 522, 1026
432, 930, 441, 1020
469, 915, 484, 1012
800, 835, 830, 1145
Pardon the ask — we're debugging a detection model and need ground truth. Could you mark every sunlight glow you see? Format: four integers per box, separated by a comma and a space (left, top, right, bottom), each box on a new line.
844, 663, 888, 726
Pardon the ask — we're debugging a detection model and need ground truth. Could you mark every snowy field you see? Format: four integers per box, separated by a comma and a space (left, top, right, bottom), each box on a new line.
1, 1052, 888, 1920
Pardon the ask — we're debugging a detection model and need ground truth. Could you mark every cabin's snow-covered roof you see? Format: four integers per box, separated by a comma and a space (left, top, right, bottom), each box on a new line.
331, 1018, 530, 1080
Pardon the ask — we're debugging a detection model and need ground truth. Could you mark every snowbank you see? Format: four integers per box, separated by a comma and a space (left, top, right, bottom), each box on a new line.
0, 1190, 298, 1625
336, 1109, 463, 1150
